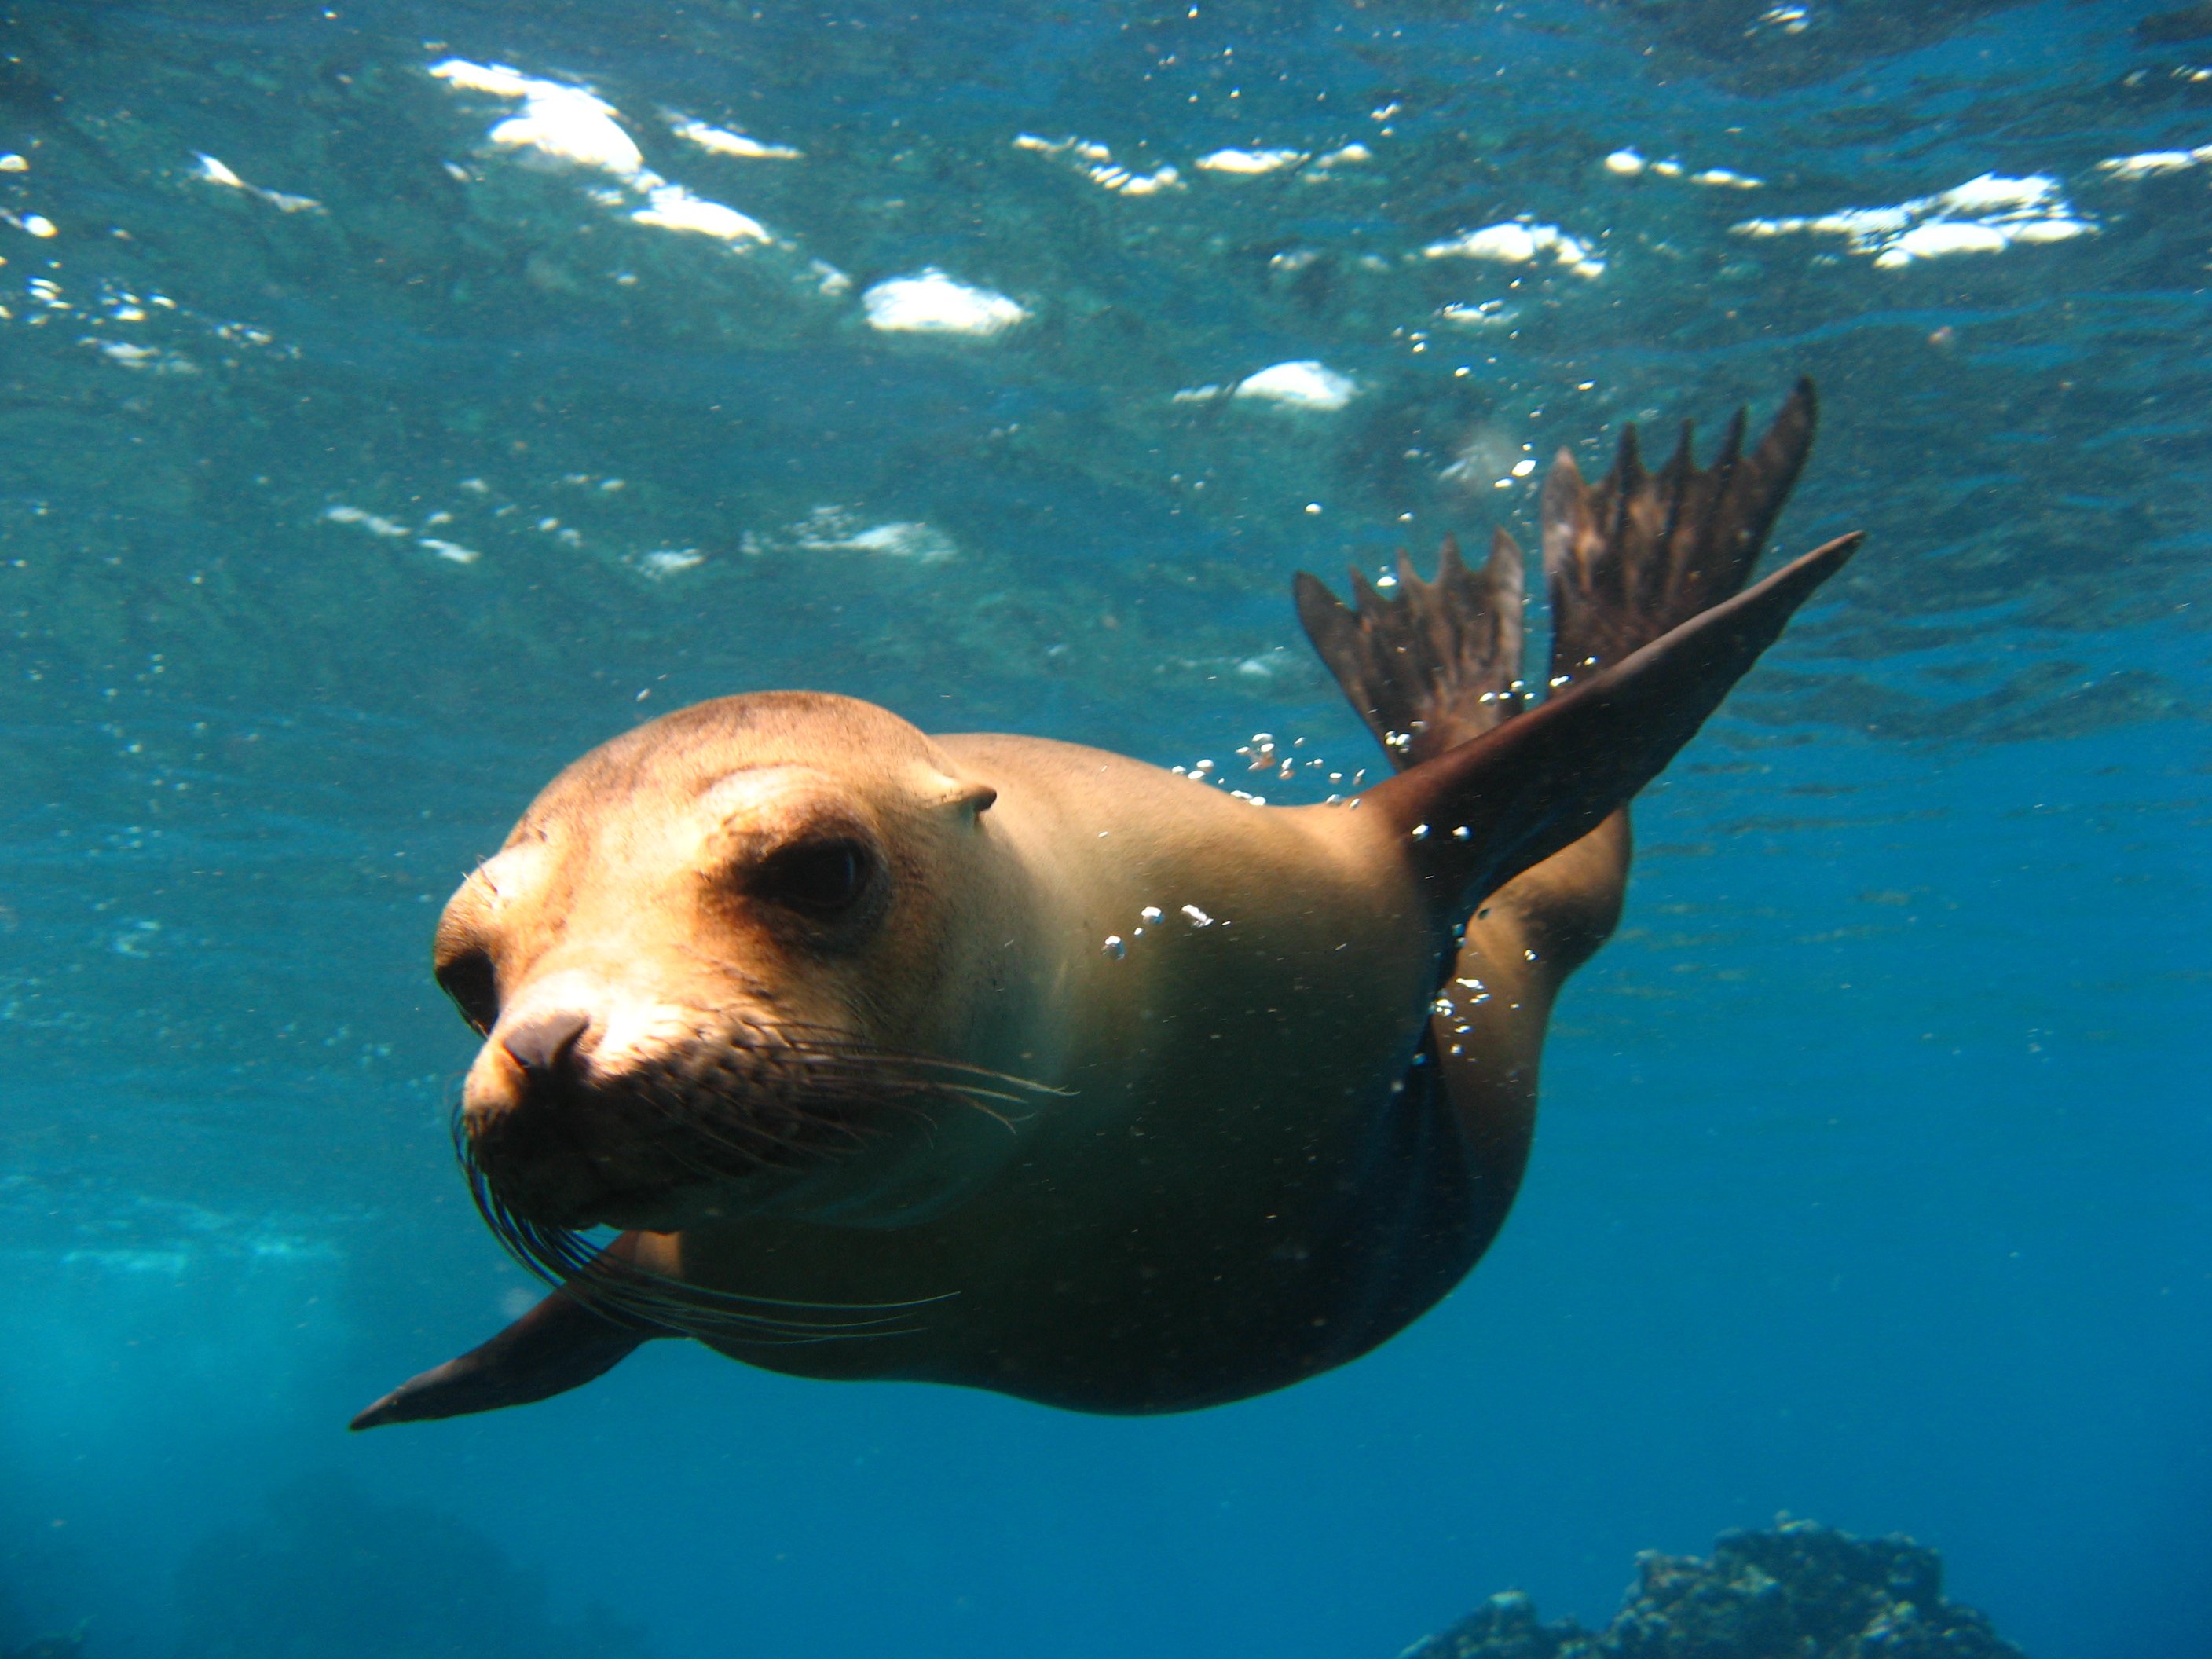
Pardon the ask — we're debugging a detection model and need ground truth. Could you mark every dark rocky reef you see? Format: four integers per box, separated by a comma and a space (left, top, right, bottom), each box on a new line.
1404, 1518, 2023, 1659
171, 1478, 652, 1659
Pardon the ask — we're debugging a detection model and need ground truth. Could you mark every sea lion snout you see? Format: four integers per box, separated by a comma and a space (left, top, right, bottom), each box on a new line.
499, 1008, 592, 1076
460, 979, 738, 1230
461, 1000, 634, 1229
467, 1008, 602, 1221
459, 980, 935, 1232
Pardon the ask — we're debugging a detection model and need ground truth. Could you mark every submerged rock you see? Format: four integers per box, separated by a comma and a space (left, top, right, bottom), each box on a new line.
1403, 1519, 2025, 1659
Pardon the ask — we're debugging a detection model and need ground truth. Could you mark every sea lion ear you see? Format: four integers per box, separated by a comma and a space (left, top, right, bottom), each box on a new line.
931, 776, 997, 815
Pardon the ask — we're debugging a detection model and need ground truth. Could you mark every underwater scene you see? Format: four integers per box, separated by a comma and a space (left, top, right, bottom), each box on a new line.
2, 1, 2207, 1656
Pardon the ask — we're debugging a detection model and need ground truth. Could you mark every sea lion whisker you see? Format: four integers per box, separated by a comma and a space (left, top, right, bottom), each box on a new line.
798, 1055, 1040, 1105
559, 1262, 944, 1342
852, 1053, 1071, 1101
606, 1018, 1064, 1161
626, 1044, 1031, 1152
585, 1280, 928, 1342
629, 1069, 881, 1160
739, 1021, 1070, 1099
652, 1101, 859, 1164
930, 1087, 1024, 1133
765, 1049, 1053, 1119
454, 1134, 950, 1341
765, 1068, 1032, 1135
576, 1275, 928, 1338
456, 1135, 948, 1331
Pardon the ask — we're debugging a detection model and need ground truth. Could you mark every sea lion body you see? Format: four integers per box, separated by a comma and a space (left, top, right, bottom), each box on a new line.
446, 708, 1460, 1410
655, 730, 1455, 1409
661, 745, 1633, 1410
354, 383, 1857, 1428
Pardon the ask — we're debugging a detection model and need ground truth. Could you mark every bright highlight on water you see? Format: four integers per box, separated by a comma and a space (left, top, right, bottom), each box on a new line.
0, 5, 2204, 1659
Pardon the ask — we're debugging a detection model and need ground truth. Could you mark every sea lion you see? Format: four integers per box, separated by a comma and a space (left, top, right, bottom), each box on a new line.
353, 380, 1856, 1428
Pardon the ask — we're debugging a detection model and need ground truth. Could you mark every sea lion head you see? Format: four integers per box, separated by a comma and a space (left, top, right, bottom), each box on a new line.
434, 692, 1017, 1237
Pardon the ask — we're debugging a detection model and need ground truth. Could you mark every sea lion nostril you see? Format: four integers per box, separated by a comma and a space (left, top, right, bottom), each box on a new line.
500, 1009, 592, 1075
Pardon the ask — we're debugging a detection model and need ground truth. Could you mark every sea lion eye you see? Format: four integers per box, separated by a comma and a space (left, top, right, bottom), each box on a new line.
752, 838, 873, 917
435, 948, 500, 1035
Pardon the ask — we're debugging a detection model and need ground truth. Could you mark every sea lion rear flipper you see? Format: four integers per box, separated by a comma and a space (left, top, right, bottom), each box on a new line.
1294, 529, 1527, 771
349, 1279, 665, 1430
1544, 377, 1817, 687
1366, 529, 1862, 925
1297, 381, 1818, 775
1298, 379, 1844, 922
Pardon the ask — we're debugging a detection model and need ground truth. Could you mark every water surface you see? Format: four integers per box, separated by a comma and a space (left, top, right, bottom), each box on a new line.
2, 4, 2207, 1657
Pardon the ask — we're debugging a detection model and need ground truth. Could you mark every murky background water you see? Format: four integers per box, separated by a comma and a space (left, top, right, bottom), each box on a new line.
2, 3, 2206, 1656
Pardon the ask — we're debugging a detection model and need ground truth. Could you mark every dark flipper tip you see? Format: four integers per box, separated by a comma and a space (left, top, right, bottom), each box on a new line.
349, 1388, 416, 1433
346, 1286, 660, 1430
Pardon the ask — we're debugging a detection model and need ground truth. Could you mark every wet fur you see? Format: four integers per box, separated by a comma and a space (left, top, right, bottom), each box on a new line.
353, 382, 1855, 1426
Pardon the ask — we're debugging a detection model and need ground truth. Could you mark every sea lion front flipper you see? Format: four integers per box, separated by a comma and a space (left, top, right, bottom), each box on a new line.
1366, 530, 1862, 927
349, 1277, 665, 1430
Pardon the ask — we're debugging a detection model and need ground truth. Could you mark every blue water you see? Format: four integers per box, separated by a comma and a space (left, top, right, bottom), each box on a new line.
2, 2, 2207, 1655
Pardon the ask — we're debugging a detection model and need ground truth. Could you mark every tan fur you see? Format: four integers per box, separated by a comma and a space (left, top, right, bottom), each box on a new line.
435, 687, 1632, 1411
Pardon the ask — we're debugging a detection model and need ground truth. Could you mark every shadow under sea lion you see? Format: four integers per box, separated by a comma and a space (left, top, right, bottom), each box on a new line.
353, 379, 1857, 1427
